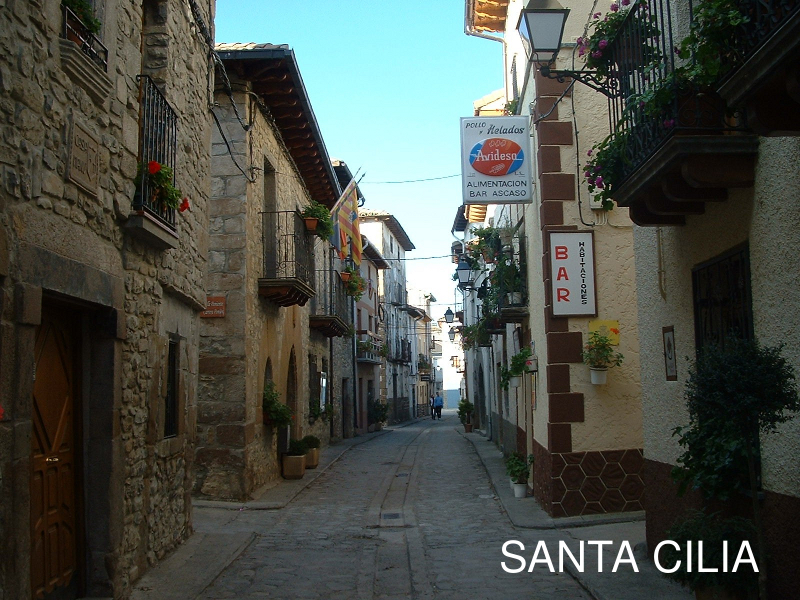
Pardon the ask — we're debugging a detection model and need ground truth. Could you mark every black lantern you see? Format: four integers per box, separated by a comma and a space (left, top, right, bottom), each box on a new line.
448, 327, 456, 342
444, 308, 454, 323
456, 256, 476, 290
517, 0, 614, 97
517, 0, 569, 62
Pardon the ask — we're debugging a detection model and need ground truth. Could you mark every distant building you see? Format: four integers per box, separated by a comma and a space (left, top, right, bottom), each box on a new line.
360, 211, 416, 423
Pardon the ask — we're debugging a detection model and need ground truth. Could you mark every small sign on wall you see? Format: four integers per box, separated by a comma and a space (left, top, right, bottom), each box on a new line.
67, 121, 99, 196
549, 231, 597, 317
201, 296, 226, 318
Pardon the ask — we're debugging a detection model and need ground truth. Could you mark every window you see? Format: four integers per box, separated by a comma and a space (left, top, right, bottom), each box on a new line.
164, 339, 179, 438
692, 244, 753, 353
61, 1, 108, 71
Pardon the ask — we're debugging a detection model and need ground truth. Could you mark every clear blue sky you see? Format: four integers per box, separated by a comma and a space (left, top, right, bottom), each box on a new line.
215, 1, 505, 316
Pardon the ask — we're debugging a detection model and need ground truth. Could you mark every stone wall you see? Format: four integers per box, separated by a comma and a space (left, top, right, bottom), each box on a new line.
198, 83, 345, 500
0, 0, 212, 597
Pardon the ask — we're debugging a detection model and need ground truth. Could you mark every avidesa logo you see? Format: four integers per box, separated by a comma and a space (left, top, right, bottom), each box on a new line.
469, 138, 524, 176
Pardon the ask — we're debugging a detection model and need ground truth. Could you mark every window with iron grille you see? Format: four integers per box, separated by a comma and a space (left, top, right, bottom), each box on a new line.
135, 74, 178, 230
61, 2, 109, 71
164, 339, 179, 438
692, 244, 753, 354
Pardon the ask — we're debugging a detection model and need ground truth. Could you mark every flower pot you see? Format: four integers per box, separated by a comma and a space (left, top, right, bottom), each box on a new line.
525, 357, 538, 373
282, 454, 306, 479
513, 482, 528, 498
590, 367, 608, 385
339, 271, 351, 282
464, 423, 473, 433
509, 376, 521, 388
305, 447, 320, 469
303, 217, 318, 232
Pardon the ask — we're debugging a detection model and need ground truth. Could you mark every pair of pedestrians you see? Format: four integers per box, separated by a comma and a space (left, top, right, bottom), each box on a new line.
431, 393, 443, 420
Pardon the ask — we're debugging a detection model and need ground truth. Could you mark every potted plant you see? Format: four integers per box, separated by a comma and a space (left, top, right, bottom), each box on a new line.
282, 439, 308, 479
300, 201, 334, 239
302, 435, 321, 469
62, 0, 101, 36
368, 398, 389, 431
262, 381, 292, 427
671, 338, 799, 600
577, 1, 661, 84
500, 347, 533, 390
341, 267, 366, 301
460, 321, 490, 351
662, 511, 757, 600
457, 399, 474, 432
505, 453, 534, 498
581, 329, 624, 384
134, 161, 189, 213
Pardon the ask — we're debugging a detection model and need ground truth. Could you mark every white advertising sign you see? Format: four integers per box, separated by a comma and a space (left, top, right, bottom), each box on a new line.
549, 232, 597, 317
460, 116, 532, 205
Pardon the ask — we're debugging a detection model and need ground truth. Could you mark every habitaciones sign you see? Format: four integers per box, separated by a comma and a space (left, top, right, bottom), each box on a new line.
460, 116, 532, 205
549, 232, 597, 317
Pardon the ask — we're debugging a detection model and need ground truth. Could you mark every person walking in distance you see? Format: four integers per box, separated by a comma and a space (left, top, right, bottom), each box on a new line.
433, 393, 444, 420
430, 395, 435, 419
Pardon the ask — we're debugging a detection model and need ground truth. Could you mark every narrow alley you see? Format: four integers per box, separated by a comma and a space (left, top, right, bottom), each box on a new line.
132, 414, 590, 600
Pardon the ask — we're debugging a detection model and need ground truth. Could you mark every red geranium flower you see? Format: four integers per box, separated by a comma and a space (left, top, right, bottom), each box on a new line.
148, 161, 161, 174
0, 405, 5, 420
179, 198, 190, 213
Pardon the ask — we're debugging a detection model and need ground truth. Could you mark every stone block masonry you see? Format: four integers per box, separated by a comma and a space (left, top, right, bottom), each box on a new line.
0, 0, 214, 598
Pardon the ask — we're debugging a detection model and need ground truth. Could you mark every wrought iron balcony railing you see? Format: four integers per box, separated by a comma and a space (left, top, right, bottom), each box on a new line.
61, 4, 108, 71
135, 75, 177, 230
259, 211, 315, 307
309, 268, 351, 337
357, 335, 383, 364
603, 0, 749, 190
723, 0, 800, 80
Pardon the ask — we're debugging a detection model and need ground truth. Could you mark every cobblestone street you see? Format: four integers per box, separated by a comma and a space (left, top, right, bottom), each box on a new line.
179, 413, 589, 600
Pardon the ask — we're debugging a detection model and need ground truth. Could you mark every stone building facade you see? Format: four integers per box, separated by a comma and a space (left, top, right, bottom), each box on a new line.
0, 0, 214, 598
195, 44, 349, 501
360, 211, 416, 424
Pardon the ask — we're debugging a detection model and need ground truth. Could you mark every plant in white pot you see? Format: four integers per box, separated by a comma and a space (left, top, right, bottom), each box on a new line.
581, 329, 623, 384
500, 347, 533, 390
505, 453, 534, 498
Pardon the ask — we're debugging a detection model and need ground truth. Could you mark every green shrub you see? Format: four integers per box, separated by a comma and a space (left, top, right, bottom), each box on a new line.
302, 435, 321, 449
286, 439, 308, 456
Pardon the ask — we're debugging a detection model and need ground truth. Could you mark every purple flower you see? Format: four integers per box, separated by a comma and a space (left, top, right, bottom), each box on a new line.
587, 149, 593, 156
621, 0, 630, 5
610, 3, 619, 12
595, 176, 604, 188
588, 177, 596, 186
578, 46, 586, 57
593, 12, 601, 18
592, 50, 603, 58
595, 165, 601, 173
577, 37, 584, 45
663, 119, 675, 128
584, 171, 592, 179
598, 39, 608, 50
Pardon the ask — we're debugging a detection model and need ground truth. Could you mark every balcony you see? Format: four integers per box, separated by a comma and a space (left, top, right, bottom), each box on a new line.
718, 0, 800, 134
495, 235, 528, 324
388, 338, 412, 364
258, 211, 315, 306
125, 75, 179, 249
357, 334, 383, 364
61, 4, 108, 72
309, 269, 350, 337
598, 0, 760, 226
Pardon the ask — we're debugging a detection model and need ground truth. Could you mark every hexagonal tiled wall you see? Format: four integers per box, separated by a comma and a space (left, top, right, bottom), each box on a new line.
551, 448, 644, 517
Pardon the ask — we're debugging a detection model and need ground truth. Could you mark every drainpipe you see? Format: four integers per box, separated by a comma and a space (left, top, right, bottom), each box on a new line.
464, 0, 509, 102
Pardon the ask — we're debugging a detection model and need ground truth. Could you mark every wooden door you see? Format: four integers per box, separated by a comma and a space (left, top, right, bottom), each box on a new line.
30, 308, 79, 599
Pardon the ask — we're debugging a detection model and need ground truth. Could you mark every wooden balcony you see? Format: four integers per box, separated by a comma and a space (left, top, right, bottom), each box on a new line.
258, 211, 315, 307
